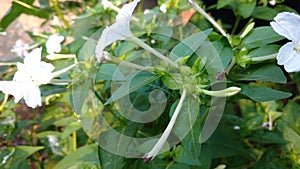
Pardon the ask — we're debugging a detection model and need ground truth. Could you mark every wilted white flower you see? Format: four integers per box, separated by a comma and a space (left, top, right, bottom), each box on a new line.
159, 3, 167, 13
11, 39, 29, 57
0, 48, 54, 108
46, 34, 64, 54
270, 12, 300, 72
95, 0, 140, 62
233, 126, 240, 130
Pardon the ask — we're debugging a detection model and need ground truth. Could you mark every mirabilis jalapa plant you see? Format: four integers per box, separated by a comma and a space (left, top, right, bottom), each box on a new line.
95, 0, 241, 162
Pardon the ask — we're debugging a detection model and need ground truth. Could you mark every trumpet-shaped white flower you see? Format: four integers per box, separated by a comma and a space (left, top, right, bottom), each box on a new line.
101, 0, 111, 10
0, 48, 54, 108
46, 34, 64, 54
11, 39, 29, 57
270, 12, 300, 72
95, 0, 140, 62
159, 4, 167, 13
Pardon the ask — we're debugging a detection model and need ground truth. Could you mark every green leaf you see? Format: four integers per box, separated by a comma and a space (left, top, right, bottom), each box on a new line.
217, 0, 234, 9
240, 85, 292, 102
170, 29, 212, 61
99, 148, 125, 169
231, 64, 287, 83
61, 122, 81, 139
249, 131, 287, 144
96, 64, 125, 81
254, 148, 287, 169
281, 101, 300, 134
208, 129, 248, 158
242, 26, 284, 49
8, 146, 44, 169
161, 73, 182, 90
172, 95, 200, 141
174, 115, 201, 166
252, 6, 278, 21
237, 0, 256, 18
249, 45, 280, 57
54, 144, 100, 169
105, 71, 159, 105
211, 37, 233, 69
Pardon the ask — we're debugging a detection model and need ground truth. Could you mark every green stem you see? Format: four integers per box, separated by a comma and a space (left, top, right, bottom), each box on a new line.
225, 56, 236, 74
72, 131, 77, 151
189, 1, 227, 37
129, 36, 178, 68
251, 53, 277, 62
231, 16, 240, 35
0, 94, 9, 112
50, 0, 70, 28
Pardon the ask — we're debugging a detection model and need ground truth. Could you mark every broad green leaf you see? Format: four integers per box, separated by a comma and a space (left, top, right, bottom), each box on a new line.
174, 116, 201, 166
161, 73, 182, 90
99, 148, 125, 169
96, 64, 125, 81
172, 95, 200, 141
281, 101, 300, 134
282, 125, 300, 158
61, 122, 81, 139
217, 0, 234, 9
211, 37, 233, 69
166, 163, 191, 169
252, 6, 278, 21
137, 139, 170, 154
105, 71, 159, 105
54, 144, 100, 169
242, 26, 284, 49
254, 148, 287, 169
240, 85, 292, 102
237, 0, 256, 18
208, 129, 248, 158
249, 130, 287, 144
170, 29, 212, 61
151, 26, 173, 45
249, 45, 280, 57
231, 64, 287, 83
8, 146, 44, 169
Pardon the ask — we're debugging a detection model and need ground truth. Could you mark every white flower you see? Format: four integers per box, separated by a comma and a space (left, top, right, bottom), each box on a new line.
270, 12, 300, 72
101, 0, 111, 9
47, 135, 60, 154
0, 48, 54, 108
159, 4, 167, 13
95, 0, 140, 62
46, 34, 64, 54
144, 9, 150, 15
11, 39, 29, 57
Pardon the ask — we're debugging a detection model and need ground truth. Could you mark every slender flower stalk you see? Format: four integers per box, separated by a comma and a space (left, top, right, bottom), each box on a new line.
251, 53, 277, 62
52, 63, 78, 78
200, 87, 241, 97
143, 89, 187, 162
129, 37, 178, 68
0, 94, 9, 112
0, 62, 18, 66
188, 0, 227, 37
268, 112, 273, 131
46, 54, 76, 60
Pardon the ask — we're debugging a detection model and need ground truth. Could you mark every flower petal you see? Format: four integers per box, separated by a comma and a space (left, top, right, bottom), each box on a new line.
116, 0, 140, 20
282, 53, 300, 72
270, 12, 300, 41
46, 34, 64, 54
0, 81, 24, 103
24, 84, 42, 108
277, 42, 295, 65
24, 48, 42, 66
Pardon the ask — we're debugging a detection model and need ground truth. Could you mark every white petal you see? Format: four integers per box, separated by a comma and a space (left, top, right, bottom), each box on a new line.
95, 19, 133, 62
282, 53, 300, 72
24, 84, 42, 108
24, 48, 42, 66
116, 0, 140, 20
270, 12, 300, 41
46, 34, 64, 54
160, 4, 167, 13
277, 42, 295, 65
0, 81, 24, 103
